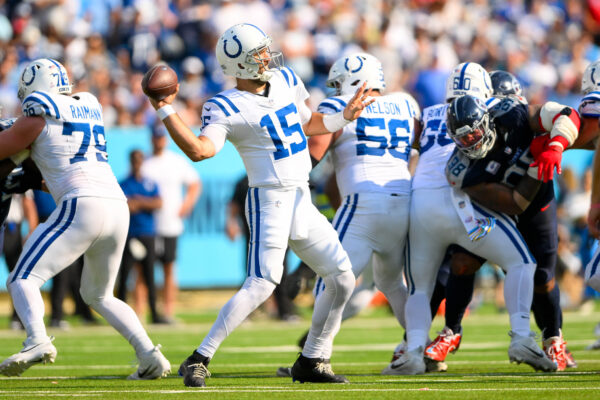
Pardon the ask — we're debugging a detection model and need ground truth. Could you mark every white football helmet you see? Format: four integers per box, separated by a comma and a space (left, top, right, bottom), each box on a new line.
216, 23, 283, 82
582, 60, 600, 95
445, 62, 492, 103
18, 58, 72, 101
326, 53, 386, 95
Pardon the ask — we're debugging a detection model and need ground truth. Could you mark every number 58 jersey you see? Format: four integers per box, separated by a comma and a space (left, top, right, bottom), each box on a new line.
22, 91, 125, 203
200, 67, 312, 188
318, 92, 419, 198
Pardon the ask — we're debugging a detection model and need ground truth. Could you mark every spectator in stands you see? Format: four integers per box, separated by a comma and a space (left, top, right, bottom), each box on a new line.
117, 149, 166, 324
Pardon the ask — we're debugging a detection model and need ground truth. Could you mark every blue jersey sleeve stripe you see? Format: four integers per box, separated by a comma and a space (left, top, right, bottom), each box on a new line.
23, 96, 51, 117
280, 69, 291, 87
214, 94, 240, 113
35, 91, 61, 119
319, 103, 341, 113
285, 67, 298, 86
330, 98, 347, 108
206, 98, 230, 117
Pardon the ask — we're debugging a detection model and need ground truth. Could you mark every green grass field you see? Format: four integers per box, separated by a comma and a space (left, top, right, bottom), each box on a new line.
1, 304, 600, 400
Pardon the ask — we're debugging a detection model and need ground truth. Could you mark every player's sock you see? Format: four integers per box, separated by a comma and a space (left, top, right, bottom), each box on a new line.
504, 263, 535, 337
429, 279, 446, 318
341, 284, 377, 321
197, 277, 276, 358
303, 270, 354, 359
8, 278, 48, 341
532, 285, 561, 339
405, 291, 432, 352
445, 273, 475, 334
86, 295, 155, 356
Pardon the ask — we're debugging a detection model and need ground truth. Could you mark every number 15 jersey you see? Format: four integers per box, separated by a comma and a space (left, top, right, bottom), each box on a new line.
318, 92, 419, 198
200, 67, 312, 189
21, 91, 125, 204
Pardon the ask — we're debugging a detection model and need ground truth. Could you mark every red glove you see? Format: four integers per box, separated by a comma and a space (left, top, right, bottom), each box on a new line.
529, 134, 550, 159
530, 136, 568, 182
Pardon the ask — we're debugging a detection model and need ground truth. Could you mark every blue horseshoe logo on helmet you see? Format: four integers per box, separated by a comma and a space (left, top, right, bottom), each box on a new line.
592, 67, 597, 85
344, 56, 363, 73
223, 35, 243, 58
22, 66, 36, 86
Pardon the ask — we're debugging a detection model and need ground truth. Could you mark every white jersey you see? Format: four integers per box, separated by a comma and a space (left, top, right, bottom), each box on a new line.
411, 103, 455, 190
317, 92, 419, 198
21, 91, 125, 204
200, 67, 311, 188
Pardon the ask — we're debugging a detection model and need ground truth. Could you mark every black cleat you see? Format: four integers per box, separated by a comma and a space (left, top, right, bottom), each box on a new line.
290, 354, 349, 383
178, 351, 211, 387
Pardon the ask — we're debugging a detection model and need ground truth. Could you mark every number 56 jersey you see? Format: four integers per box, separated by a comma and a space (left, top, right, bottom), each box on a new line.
318, 92, 420, 198
22, 91, 125, 203
200, 67, 312, 189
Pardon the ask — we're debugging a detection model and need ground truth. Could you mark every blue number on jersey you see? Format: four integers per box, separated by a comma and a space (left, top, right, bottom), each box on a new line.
62, 122, 108, 164
260, 103, 307, 160
355, 117, 411, 160
420, 118, 453, 153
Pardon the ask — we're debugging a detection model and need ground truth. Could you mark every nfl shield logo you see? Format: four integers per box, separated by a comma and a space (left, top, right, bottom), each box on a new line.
485, 161, 500, 174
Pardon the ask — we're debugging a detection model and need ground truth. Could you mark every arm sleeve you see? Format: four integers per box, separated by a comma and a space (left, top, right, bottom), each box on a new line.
199, 100, 231, 153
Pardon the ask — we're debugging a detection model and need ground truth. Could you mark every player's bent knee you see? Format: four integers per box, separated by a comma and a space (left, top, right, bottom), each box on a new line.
323, 269, 356, 298
450, 252, 484, 275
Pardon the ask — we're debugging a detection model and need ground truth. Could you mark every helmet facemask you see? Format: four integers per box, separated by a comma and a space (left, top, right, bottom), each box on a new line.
452, 112, 496, 159
245, 44, 283, 82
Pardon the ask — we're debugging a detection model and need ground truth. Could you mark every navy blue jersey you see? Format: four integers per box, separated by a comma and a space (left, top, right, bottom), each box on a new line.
446, 98, 554, 213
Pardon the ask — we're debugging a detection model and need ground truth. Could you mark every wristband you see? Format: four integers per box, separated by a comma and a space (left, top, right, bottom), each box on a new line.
9, 149, 30, 166
591, 203, 600, 209
157, 105, 175, 120
323, 112, 351, 133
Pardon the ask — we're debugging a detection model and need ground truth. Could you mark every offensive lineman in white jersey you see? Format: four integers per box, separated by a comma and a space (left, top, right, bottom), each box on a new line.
0, 59, 170, 379
145, 24, 374, 387
384, 62, 555, 375
308, 53, 418, 357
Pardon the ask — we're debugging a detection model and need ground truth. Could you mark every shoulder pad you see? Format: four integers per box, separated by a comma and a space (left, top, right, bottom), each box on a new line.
317, 96, 348, 114
445, 148, 470, 188
22, 91, 61, 119
489, 96, 526, 118
279, 67, 300, 88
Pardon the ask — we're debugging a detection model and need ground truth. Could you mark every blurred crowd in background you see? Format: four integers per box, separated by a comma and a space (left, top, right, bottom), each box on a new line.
1, 0, 600, 317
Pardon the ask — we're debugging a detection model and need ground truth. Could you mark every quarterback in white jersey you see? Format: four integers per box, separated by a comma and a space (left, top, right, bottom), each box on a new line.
387, 62, 554, 375
146, 24, 375, 387
0, 59, 170, 380
309, 53, 418, 356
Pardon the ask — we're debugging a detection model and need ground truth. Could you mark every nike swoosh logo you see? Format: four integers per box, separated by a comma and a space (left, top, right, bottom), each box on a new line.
22, 343, 44, 353
523, 346, 545, 358
391, 360, 408, 369
204, 106, 210, 111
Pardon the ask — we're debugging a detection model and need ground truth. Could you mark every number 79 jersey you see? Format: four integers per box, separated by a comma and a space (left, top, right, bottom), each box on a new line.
318, 92, 419, 198
21, 91, 125, 203
200, 67, 312, 188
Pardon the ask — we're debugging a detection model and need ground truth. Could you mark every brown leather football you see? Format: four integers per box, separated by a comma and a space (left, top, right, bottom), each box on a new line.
141, 65, 178, 100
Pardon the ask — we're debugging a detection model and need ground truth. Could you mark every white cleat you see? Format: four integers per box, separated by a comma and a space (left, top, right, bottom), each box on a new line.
381, 347, 426, 375
508, 331, 557, 372
0, 336, 57, 376
128, 345, 171, 380
390, 340, 407, 362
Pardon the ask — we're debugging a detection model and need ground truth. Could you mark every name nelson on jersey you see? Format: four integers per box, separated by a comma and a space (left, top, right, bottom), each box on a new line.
365, 101, 406, 116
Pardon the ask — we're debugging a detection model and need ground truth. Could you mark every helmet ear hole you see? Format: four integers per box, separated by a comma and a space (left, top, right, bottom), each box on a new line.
238, 64, 246, 70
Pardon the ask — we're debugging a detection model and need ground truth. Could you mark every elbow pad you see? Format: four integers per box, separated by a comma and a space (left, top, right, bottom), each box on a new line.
539, 102, 580, 149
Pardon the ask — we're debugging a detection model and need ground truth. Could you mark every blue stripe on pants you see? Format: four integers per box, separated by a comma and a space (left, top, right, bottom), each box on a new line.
246, 188, 253, 277
11, 200, 69, 283
252, 188, 262, 278
473, 204, 534, 264
22, 198, 78, 279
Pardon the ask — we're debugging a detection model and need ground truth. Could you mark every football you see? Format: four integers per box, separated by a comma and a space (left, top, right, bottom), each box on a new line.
141, 65, 178, 100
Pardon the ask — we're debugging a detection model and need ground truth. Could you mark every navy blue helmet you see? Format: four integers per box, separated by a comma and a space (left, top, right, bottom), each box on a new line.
490, 70, 522, 97
447, 95, 497, 159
